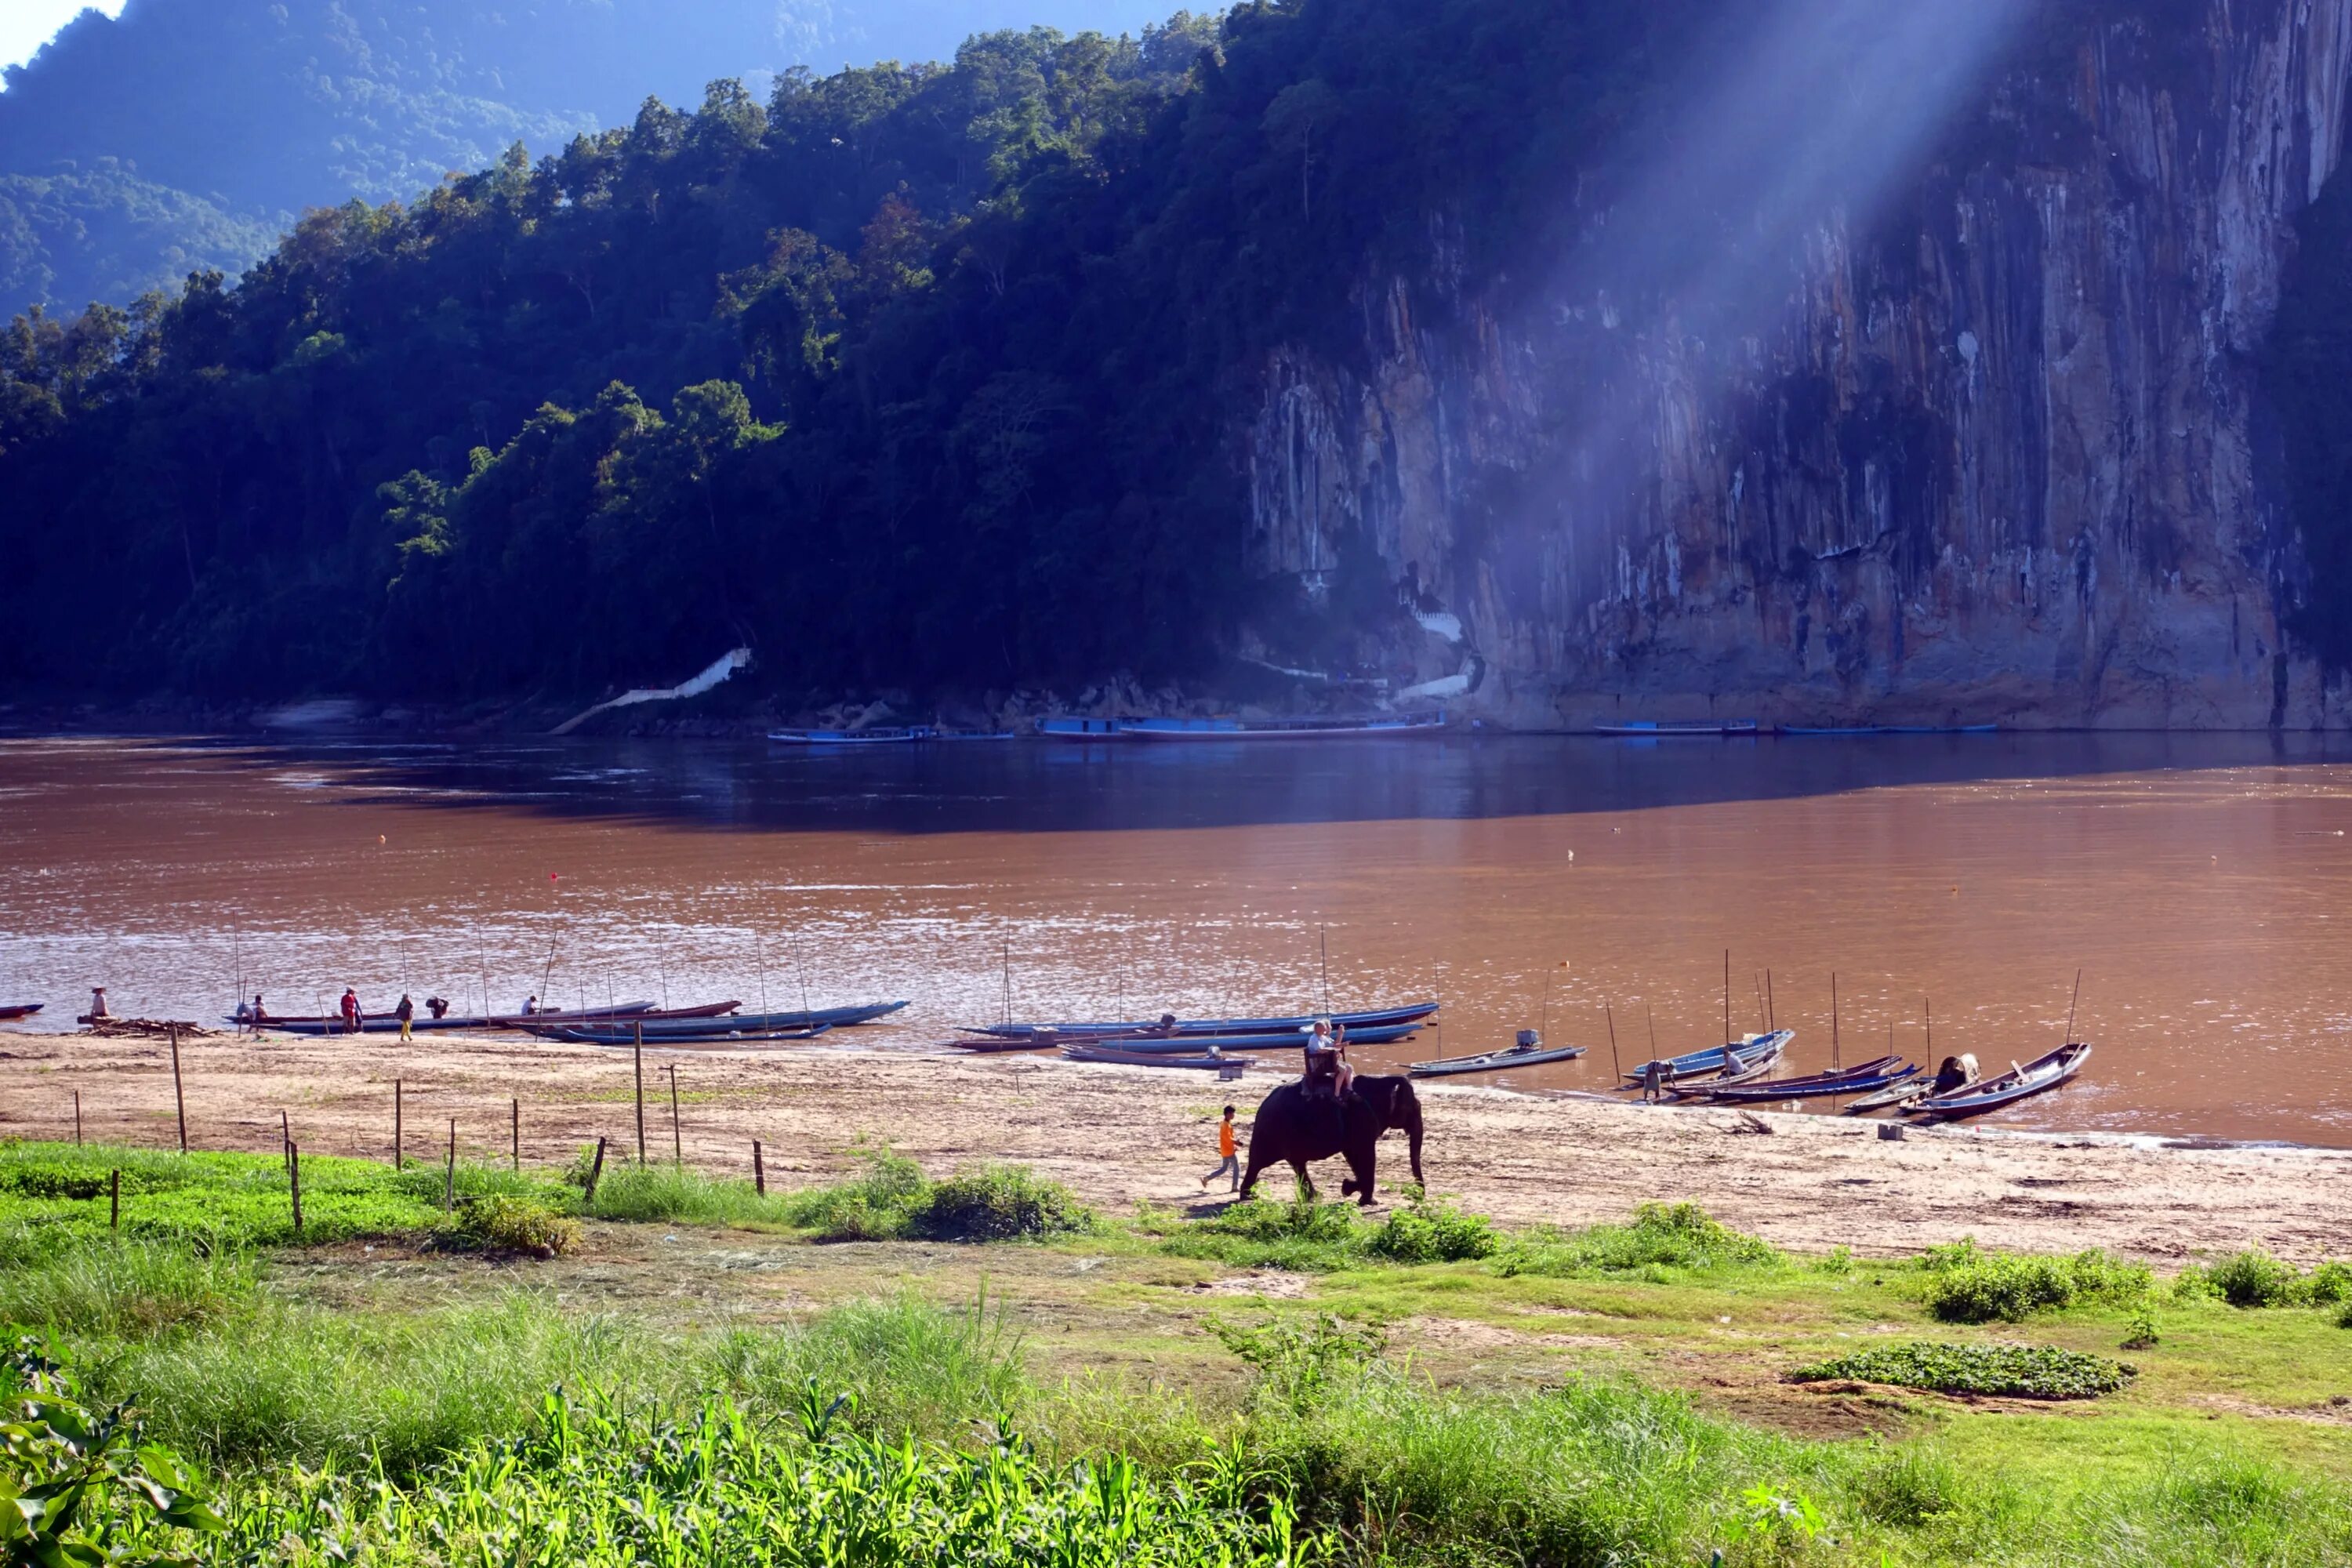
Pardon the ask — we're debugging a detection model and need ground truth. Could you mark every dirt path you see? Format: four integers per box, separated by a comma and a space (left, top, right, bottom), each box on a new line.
5, 1027, 2348, 1261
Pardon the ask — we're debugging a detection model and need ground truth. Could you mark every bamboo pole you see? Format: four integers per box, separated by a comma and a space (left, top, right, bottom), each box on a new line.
1605, 1005, 1620, 1079
1722, 949, 1730, 1045
2064, 968, 2084, 1043
1319, 926, 1331, 1014
633, 1024, 647, 1163
72, 1090, 81, 1147
1831, 972, 1840, 1069
169, 1024, 187, 1152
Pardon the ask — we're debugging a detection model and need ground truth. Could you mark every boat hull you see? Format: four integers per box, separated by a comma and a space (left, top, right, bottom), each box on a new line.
1409, 1044, 1588, 1077
1911, 1043, 2091, 1119
973, 1001, 1438, 1040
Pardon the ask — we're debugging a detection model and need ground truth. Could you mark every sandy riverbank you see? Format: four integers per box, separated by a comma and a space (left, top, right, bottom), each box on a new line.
3, 1026, 2347, 1261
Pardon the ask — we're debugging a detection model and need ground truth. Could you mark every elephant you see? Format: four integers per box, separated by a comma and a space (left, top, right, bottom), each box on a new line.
1237, 1074, 1425, 1205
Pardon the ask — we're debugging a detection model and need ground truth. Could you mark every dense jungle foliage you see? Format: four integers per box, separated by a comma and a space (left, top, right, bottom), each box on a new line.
0, 0, 1176, 313
0, 0, 1704, 702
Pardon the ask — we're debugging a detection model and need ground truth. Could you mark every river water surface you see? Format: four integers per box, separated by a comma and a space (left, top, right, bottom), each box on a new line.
4, 730, 2351, 1145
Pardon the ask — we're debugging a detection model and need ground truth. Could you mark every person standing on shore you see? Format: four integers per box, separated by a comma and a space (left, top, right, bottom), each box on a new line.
1201, 1105, 1241, 1192
339, 987, 361, 1034
395, 993, 415, 1042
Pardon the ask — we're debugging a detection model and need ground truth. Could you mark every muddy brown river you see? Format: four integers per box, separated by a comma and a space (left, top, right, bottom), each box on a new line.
4, 730, 2350, 1145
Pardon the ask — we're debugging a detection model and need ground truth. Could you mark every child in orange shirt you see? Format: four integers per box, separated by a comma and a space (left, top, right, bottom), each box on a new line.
1202, 1104, 1240, 1192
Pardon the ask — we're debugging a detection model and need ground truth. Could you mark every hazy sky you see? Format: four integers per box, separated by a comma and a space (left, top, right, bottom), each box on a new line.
1, 0, 125, 78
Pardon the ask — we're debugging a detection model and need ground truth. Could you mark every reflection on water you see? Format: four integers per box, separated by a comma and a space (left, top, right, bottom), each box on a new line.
3, 731, 2351, 1145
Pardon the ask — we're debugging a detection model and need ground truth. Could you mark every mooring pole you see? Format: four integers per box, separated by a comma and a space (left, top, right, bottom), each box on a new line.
169, 1024, 187, 1152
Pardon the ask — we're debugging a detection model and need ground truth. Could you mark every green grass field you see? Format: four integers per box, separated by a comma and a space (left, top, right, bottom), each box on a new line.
5, 1138, 2349, 1565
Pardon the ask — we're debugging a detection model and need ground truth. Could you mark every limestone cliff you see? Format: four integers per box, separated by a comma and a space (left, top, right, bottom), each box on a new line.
1243, 0, 2352, 728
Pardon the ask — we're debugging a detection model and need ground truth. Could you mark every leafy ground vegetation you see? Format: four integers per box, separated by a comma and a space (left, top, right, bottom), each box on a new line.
5, 1138, 2352, 1565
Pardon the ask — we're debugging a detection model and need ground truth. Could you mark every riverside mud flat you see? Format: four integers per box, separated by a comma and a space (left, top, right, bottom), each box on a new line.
5, 1027, 2348, 1262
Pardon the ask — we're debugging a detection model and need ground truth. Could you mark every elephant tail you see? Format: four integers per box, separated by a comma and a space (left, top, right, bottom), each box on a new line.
1401, 1080, 1425, 1188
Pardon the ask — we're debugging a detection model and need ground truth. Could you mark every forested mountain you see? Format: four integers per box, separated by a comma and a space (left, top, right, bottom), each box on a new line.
6, 0, 2351, 723
0, 0, 1174, 314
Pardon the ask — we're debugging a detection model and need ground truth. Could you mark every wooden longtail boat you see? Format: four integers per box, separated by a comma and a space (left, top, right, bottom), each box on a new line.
987, 1020, 1424, 1054
241, 1000, 666, 1035
0, 1004, 44, 1022
768, 727, 935, 745
570, 1025, 833, 1048
971, 1001, 1438, 1040
1622, 1029, 1794, 1083
1060, 1044, 1247, 1071
1119, 713, 1447, 741
542, 1001, 909, 1040
1696, 1055, 1916, 1102
1909, 1043, 2091, 1120
1408, 1040, 1588, 1077
1592, 720, 1759, 738
1668, 1033, 1790, 1094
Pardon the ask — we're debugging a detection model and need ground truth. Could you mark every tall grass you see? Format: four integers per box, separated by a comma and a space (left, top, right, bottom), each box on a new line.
1918, 1237, 2151, 1323
0, 1240, 260, 1337
708, 1292, 1026, 1439
1490, 1201, 1778, 1281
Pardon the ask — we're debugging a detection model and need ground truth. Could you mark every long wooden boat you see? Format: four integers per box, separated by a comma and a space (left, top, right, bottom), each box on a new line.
1061, 1044, 1247, 1071
1909, 1042, 2091, 1120
1119, 713, 1446, 742
1777, 724, 1998, 737
1622, 1029, 1794, 1083
1593, 719, 1760, 738
1409, 1040, 1588, 1078
1037, 717, 1122, 739
0, 1004, 44, 1022
242, 1000, 666, 1035
543, 1001, 909, 1040
1029, 1020, 1425, 1054
1696, 1055, 1915, 1102
1668, 1034, 1790, 1094
569, 1025, 833, 1048
971, 1001, 1439, 1040
1840, 1073, 1933, 1114
768, 726, 935, 745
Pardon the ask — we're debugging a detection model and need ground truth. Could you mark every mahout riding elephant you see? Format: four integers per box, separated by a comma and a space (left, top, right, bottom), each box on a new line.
1236, 1074, 1424, 1205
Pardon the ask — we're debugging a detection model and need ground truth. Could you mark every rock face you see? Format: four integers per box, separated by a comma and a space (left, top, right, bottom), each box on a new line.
1243, 0, 2352, 728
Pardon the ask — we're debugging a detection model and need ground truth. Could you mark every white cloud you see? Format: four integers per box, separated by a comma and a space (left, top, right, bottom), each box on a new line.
1, 1, 129, 82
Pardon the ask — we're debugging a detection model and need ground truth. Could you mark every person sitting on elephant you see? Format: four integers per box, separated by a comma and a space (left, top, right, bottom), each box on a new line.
1301, 1018, 1354, 1101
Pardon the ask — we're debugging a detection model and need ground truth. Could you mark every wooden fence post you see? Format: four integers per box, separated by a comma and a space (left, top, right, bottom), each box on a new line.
444, 1119, 456, 1210
73, 1090, 81, 1146
669, 1065, 681, 1167
633, 1025, 646, 1163
109, 1167, 120, 1231
289, 1142, 303, 1236
753, 1139, 764, 1196
584, 1135, 608, 1203
169, 1024, 187, 1152
511, 1098, 520, 1171
394, 1080, 404, 1170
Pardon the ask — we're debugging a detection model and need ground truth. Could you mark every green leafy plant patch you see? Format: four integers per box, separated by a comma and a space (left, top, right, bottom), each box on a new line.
1792, 1341, 2135, 1399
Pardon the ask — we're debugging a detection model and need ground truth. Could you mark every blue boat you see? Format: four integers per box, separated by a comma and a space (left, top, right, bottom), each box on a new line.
971, 1001, 1439, 1040
768, 727, 935, 745
1777, 724, 1998, 737
1120, 713, 1446, 741
1039, 717, 1122, 738
1622, 1029, 1795, 1082
1593, 720, 1759, 738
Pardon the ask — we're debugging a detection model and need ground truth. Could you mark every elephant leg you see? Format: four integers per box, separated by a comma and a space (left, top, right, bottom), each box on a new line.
1237, 1149, 1269, 1201
1289, 1159, 1315, 1203
1347, 1142, 1378, 1207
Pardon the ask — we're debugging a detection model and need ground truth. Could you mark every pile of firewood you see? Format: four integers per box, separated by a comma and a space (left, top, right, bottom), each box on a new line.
75, 1017, 214, 1037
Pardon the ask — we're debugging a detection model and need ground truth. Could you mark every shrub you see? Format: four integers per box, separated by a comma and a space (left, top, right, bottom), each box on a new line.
2207, 1248, 2306, 1308
777, 1149, 931, 1240
1363, 1199, 1498, 1264
2307, 1260, 2352, 1304
1792, 1341, 2135, 1399
2336, 1299, 2352, 1330
1918, 1239, 2149, 1323
450, 1196, 579, 1258
710, 1294, 1026, 1439
1492, 1203, 1775, 1279
904, 1165, 1094, 1242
